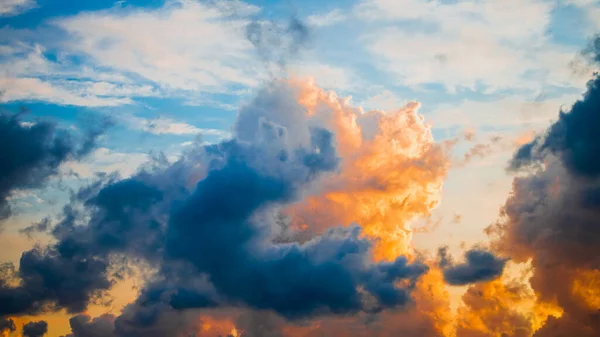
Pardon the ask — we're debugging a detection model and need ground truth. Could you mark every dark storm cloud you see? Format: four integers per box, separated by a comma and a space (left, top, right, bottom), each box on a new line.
491, 35, 600, 336
22, 320, 48, 337
0, 111, 110, 224
437, 247, 506, 286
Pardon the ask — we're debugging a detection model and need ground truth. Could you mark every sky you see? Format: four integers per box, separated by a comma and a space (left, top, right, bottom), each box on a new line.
0, 0, 600, 336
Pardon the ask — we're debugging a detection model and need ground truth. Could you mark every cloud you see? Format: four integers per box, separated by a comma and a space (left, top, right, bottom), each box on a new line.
246, 16, 310, 73
123, 115, 231, 138
357, 0, 584, 92
510, 54, 600, 176
306, 9, 346, 27
60, 314, 117, 337
280, 81, 449, 261
0, 0, 36, 17
428, 93, 582, 131
0, 77, 134, 107
0, 43, 158, 107
289, 63, 356, 92
0, 80, 432, 336
358, 90, 407, 112
54, 0, 260, 93
437, 247, 507, 286
488, 36, 600, 336
63, 148, 150, 179
0, 111, 109, 224
0, 0, 264, 107
455, 280, 535, 337
22, 320, 48, 337
0, 317, 16, 333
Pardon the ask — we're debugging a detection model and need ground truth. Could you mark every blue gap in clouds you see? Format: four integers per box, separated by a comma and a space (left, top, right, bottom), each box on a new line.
548, 3, 596, 48
0, 0, 167, 28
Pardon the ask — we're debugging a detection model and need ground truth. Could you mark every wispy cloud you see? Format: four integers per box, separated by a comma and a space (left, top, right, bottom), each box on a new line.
124, 115, 231, 138
307, 9, 346, 27
0, 0, 36, 17
54, 0, 260, 92
0, 1, 264, 106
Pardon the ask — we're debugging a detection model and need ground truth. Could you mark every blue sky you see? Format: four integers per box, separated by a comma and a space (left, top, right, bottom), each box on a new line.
1, 0, 600, 257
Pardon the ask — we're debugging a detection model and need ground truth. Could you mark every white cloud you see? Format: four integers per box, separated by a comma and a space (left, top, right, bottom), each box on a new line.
124, 115, 231, 138
54, 0, 261, 93
357, 0, 584, 92
289, 62, 356, 92
64, 148, 150, 178
426, 93, 582, 131
358, 90, 408, 112
0, 77, 133, 106
0, 0, 36, 17
0, 1, 267, 106
307, 9, 346, 27
0, 43, 156, 106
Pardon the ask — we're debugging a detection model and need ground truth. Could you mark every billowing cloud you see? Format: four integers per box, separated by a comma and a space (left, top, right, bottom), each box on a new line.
280, 80, 449, 261
455, 280, 535, 337
0, 111, 110, 224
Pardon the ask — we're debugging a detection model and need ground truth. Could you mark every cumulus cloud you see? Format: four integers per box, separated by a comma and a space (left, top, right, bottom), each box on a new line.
0, 111, 110, 224
281, 80, 449, 261
437, 246, 507, 286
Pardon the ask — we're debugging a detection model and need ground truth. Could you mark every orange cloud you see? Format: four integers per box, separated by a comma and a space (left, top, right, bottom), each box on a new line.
285, 78, 450, 261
